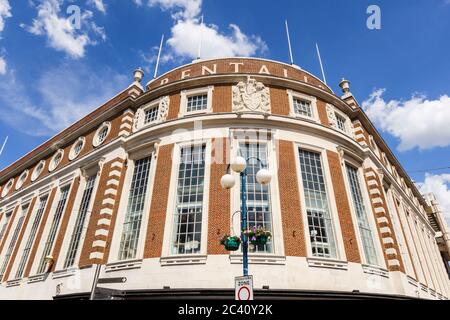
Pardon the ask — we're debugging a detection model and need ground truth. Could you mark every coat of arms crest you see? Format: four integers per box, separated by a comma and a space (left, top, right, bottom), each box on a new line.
232, 76, 270, 113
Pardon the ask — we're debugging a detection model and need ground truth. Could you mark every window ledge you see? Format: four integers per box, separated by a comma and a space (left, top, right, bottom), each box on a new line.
105, 259, 143, 272
362, 264, 389, 278
229, 254, 286, 265
419, 283, 428, 292
27, 274, 46, 284
306, 257, 348, 270
52, 268, 77, 279
6, 279, 22, 287
160, 255, 207, 266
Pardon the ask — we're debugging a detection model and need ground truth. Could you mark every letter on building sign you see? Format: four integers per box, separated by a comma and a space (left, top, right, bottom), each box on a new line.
259, 65, 270, 75
230, 62, 244, 73
202, 65, 217, 75
181, 70, 191, 79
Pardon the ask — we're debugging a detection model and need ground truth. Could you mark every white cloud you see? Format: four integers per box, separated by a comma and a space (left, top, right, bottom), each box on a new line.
138, 0, 267, 65
362, 89, 450, 151
418, 174, 450, 227
0, 56, 6, 74
0, 63, 128, 136
167, 19, 267, 60
88, 0, 106, 13
23, 0, 106, 59
147, 0, 202, 20
0, 0, 11, 33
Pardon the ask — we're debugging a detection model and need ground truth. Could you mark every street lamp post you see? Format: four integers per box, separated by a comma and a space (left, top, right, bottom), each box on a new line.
221, 156, 271, 277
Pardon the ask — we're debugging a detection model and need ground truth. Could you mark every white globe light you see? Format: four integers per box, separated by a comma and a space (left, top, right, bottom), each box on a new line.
220, 174, 235, 189
256, 168, 271, 185
231, 156, 247, 173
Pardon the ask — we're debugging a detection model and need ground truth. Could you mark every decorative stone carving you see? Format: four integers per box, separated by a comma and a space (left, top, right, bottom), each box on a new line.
232, 76, 270, 113
326, 104, 336, 128
133, 108, 142, 131
157, 96, 170, 122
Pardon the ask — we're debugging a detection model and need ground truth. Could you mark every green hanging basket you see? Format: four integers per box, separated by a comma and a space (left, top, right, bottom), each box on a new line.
220, 235, 241, 251
243, 227, 272, 246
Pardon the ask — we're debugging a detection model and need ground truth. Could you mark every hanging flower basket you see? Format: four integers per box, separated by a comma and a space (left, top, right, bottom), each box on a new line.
243, 226, 272, 246
220, 234, 241, 251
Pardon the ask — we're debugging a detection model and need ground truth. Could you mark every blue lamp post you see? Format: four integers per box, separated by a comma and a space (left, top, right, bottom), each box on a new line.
221, 156, 272, 276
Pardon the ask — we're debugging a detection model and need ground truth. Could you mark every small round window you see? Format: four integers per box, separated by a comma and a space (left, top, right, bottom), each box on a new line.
69, 137, 85, 161
49, 149, 64, 172
93, 122, 111, 147
31, 160, 46, 182
15, 170, 29, 190
1, 179, 14, 198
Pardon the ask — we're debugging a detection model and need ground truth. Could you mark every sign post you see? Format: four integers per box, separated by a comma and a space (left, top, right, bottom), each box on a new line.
235, 275, 254, 301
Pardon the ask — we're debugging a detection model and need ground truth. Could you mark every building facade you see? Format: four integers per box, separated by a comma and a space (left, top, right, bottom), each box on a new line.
0, 58, 449, 300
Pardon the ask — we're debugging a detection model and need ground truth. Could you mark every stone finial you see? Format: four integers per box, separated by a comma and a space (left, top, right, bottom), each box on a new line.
133, 68, 144, 83
339, 78, 350, 94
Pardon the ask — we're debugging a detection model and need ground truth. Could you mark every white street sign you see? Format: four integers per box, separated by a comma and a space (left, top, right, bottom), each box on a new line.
235, 275, 254, 300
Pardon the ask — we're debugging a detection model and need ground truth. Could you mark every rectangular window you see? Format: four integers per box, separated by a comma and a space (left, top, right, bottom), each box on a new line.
186, 94, 208, 113
293, 98, 313, 118
0, 205, 28, 277
240, 142, 273, 253
144, 106, 159, 124
172, 145, 206, 255
118, 156, 152, 261
298, 149, 337, 258
335, 113, 347, 132
0, 215, 9, 243
346, 165, 378, 265
37, 187, 70, 274
15, 196, 48, 279
64, 175, 97, 269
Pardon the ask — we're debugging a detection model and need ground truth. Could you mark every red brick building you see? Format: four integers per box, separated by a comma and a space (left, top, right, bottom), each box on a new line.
0, 58, 448, 300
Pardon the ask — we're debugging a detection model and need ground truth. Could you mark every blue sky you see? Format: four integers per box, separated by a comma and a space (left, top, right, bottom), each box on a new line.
0, 0, 449, 223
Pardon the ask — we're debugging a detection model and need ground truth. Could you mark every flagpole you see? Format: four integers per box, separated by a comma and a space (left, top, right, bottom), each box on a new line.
285, 20, 294, 65
316, 43, 327, 85
154, 34, 164, 79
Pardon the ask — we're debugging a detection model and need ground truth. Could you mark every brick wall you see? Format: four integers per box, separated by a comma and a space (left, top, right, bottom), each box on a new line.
144, 144, 174, 258
277, 140, 306, 256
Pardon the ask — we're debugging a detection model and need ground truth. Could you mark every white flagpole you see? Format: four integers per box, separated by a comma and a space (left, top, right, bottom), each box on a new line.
316, 43, 327, 85
153, 34, 165, 79
285, 20, 294, 65
0, 136, 8, 157
197, 15, 204, 60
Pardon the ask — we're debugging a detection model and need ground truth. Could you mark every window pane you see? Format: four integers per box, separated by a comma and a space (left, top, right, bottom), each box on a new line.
239, 142, 273, 253
298, 149, 337, 258
37, 187, 70, 274
144, 107, 159, 124
186, 94, 208, 112
118, 156, 152, 261
15, 196, 48, 279
293, 98, 312, 117
0, 205, 28, 277
346, 165, 378, 265
172, 145, 206, 254
64, 175, 97, 268
336, 113, 347, 132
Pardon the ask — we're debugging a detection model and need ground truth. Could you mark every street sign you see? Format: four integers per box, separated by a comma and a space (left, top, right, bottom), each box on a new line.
235, 275, 253, 300
97, 277, 127, 284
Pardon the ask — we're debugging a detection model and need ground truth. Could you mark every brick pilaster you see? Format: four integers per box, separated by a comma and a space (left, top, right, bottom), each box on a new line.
119, 109, 135, 137
2, 197, 37, 282
144, 144, 174, 258
353, 120, 369, 147
79, 157, 127, 266
207, 138, 231, 255
364, 167, 405, 272
278, 140, 306, 257
327, 150, 362, 263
